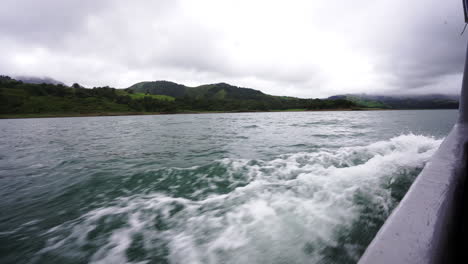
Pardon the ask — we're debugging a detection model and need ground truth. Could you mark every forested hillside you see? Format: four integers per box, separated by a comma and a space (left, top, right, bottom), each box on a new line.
129, 81, 269, 100
0, 76, 356, 116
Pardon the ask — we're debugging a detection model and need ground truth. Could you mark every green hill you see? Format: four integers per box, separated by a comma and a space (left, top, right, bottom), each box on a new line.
127, 81, 356, 111
129, 81, 269, 100
0, 76, 357, 117
129, 81, 187, 98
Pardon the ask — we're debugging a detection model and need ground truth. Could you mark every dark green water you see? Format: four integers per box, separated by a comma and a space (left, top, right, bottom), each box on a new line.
0, 110, 458, 264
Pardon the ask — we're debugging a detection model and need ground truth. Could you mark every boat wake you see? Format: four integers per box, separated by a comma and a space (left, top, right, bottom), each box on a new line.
37, 134, 442, 264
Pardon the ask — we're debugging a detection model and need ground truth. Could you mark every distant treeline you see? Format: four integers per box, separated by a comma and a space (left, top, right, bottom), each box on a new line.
0, 76, 356, 115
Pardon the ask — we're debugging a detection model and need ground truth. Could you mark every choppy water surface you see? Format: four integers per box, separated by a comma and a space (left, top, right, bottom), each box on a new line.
0, 110, 458, 264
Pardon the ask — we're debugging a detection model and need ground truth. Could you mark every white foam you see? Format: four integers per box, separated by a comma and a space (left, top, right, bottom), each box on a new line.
39, 134, 442, 264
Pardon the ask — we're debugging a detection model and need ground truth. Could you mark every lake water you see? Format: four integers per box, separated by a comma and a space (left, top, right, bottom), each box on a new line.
0, 110, 458, 264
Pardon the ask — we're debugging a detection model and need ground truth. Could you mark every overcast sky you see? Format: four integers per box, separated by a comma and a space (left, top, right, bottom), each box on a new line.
0, 0, 467, 98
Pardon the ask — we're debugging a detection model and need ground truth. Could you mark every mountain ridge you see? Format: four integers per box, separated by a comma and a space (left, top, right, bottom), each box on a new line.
0, 75, 357, 117
128, 81, 269, 101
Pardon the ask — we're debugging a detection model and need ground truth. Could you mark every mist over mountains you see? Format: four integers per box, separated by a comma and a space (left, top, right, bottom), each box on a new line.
14, 76, 64, 85
328, 94, 459, 109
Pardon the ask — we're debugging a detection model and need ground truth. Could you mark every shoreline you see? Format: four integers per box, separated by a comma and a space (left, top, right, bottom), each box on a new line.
0, 108, 457, 119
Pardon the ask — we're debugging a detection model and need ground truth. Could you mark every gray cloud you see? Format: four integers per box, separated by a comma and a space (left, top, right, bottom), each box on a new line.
0, 0, 466, 97
0, 0, 112, 46
373, 0, 466, 91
